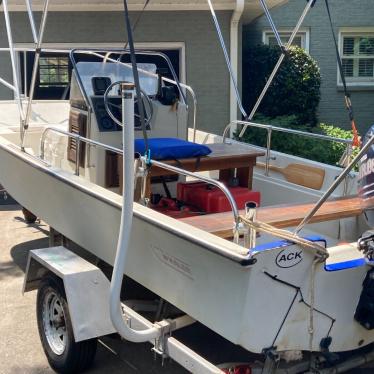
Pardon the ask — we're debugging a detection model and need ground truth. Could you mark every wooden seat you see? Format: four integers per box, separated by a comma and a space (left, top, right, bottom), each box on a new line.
179, 196, 362, 239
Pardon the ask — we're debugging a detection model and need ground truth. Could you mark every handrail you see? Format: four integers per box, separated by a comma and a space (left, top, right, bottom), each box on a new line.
148, 158, 240, 227
69, 48, 187, 104
295, 133, 374, 234
223, 120, 353, 176
0, 46, 198, 138
39, 126, 240, 237
223, 120, 353, 145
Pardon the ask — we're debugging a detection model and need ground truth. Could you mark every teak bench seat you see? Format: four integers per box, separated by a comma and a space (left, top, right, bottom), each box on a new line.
179, 196, 362, 239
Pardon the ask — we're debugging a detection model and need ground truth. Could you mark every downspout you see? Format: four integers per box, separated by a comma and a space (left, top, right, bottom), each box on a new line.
229, 0, 244, 135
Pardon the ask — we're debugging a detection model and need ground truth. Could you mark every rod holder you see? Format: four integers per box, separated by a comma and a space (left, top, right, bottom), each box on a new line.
244, 201, 257, 249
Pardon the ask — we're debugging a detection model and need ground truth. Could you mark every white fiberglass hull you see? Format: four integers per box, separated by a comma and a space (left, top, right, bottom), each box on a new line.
1, 138, 374, 355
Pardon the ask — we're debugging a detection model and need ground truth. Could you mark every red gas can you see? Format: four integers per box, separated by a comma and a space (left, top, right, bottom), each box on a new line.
151, 197, 201, 219
177, 181, 261, 213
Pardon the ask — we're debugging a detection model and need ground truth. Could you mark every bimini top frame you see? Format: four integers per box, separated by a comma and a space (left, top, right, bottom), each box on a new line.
0, 0, 198, 147
1, 0, 316, 146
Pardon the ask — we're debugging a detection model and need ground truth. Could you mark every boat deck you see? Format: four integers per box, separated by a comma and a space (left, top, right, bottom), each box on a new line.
179, 196, 362, 239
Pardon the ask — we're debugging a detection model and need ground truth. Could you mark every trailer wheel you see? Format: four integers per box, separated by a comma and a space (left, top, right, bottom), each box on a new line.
36, 276, 97, 373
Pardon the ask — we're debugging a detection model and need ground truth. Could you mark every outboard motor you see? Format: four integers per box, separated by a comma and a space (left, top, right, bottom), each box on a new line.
355, 125, 374, 329
359, 124, 374, 226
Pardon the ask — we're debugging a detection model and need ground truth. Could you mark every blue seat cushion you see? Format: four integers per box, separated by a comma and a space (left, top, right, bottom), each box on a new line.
135, 138, 212, 160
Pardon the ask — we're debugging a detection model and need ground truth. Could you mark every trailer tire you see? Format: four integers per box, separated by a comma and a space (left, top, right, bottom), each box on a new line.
36, 276, 97, 373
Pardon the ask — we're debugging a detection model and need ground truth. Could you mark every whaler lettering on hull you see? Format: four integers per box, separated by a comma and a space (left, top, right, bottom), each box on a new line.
150, 244, 194, 280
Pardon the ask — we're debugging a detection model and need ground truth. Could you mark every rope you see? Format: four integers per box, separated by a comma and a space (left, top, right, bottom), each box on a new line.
240, 216, 329, 260
240, 216, 329, 352
124, 0, 151, 50
122, 0, 149, 152
309, 258, 319, 352
324, 0, 360, 147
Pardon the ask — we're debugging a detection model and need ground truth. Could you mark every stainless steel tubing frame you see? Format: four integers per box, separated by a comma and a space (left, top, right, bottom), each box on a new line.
259, 0, 283, 48
223, 120, 353, 176
238, 0, 314, 138
69, 49, 187, 105
69, 48, 196, 140
244, 202, 257, 249
2, 0, 25, 124
22, 0, 50, 149
40, 127, 123, 174
149, 157, 240, 233
87, 50, 197, 138
0, 45, 197, 140
206, 0, 247, 119
295, 133, 374, 234
39, 127, 240, 237
25, 0, 38, 43
0, 77, 16, 92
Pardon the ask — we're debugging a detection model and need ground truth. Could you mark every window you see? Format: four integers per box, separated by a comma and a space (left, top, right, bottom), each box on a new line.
39, 56, 69, 87
263, 29, 310, 52
340, 31, 374, 85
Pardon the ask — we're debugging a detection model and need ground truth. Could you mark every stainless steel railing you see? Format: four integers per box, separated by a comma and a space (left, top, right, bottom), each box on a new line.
222, 120, 353, 176
40, 127, 123, 176
39, 126, 240, 235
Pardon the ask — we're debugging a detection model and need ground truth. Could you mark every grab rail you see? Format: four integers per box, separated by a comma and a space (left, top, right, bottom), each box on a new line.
39, 126, 240, 236
0, 46, 197, 142
148, 158, 240, 226
222, 120, 353, 176
69, 48, 187, 105
40, 127, 122, 176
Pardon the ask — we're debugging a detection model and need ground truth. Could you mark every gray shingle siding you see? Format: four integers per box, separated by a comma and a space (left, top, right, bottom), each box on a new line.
244, 0, 374, 134
0, 10, 232, 134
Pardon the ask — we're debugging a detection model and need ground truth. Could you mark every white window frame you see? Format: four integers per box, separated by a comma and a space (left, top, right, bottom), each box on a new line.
13, 42, 186, 99
262, 28, 310, 53
338, 27, 374, 87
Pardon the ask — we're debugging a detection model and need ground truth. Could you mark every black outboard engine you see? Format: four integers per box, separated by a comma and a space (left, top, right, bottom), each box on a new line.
355, 125, 374, 329
359, 124, 374, 226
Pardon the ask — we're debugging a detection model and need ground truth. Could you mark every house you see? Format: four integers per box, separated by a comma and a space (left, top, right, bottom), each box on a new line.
244, 0, 374, 134
0, 0, 286, 136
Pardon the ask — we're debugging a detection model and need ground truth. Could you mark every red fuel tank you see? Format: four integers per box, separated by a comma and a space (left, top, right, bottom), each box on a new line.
151, 197, 201, 219
177, 181, 261, 213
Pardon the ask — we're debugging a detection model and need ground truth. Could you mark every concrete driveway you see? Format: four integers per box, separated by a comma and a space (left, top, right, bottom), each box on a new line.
0, 205, 187, 374
1, 205, 374, 374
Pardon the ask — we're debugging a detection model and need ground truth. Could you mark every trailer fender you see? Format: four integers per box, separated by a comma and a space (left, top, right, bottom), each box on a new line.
23, 246, 116, 342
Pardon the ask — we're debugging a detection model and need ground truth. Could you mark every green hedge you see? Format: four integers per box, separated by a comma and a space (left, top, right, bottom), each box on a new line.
243, 45, 321, 125
237, 115, 355, 166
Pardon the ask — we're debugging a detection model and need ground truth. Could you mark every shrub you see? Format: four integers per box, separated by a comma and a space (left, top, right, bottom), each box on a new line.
243, 45, 321, 126
237, 114, 355, 166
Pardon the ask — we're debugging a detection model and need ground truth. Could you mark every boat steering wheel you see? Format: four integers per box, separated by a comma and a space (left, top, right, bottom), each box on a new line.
103, 81, 153, 128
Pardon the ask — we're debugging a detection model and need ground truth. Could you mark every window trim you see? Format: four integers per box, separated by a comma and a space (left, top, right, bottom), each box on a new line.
338, 27, 374, 87
262, 28, 310, 53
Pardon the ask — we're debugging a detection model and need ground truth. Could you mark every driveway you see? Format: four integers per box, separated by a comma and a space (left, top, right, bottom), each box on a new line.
0, 205, 186, 374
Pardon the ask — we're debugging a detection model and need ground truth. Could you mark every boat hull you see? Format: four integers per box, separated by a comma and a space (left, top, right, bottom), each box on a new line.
1, 140, 374, 354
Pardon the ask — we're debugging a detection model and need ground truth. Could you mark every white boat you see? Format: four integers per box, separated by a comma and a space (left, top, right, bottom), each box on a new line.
2, 1, 374, 373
